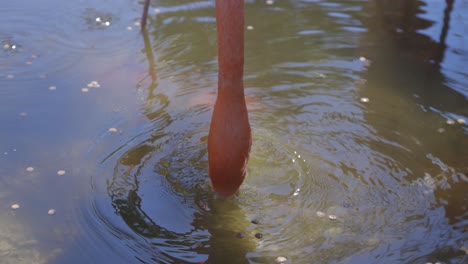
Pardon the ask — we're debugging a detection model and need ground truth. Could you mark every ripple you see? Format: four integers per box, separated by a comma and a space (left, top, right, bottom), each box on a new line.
82, 106, 337, 262
0, 2, 138, 81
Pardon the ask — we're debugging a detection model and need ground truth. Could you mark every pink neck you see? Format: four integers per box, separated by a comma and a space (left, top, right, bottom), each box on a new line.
216, 0, 244, 94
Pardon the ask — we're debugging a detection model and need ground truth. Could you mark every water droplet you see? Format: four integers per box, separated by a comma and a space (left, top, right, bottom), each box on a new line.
328, 214, 337, 221
49, 86, 57, 91
126, 26, 133, 30
446, 119, 455, 125
457, 118, 465, 124
11, 204, 20, 209
109, 127, 118, 133
105, 21, 110, 26
247, 25, 254, 30
134, 21, 141, 27
96, 17, 101, 22
81, 88, 89, 93
360, 97, 369, 103
291, 158, 295, 163
48, 209, 56, 215
26, 167, 34, 172
266, 0, 274, 5
154, 8, 161, 13
57, 170, 66, 176
11, 45, 16, 49
359, 56, 366, 61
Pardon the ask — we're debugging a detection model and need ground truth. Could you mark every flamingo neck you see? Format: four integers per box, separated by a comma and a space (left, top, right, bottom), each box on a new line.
216, 0, 244, 97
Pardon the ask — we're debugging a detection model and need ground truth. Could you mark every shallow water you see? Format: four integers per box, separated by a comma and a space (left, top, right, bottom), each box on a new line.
1, 0, 467, 263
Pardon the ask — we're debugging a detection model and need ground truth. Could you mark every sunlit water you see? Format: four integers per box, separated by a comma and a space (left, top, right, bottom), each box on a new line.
1, 0, 467, 263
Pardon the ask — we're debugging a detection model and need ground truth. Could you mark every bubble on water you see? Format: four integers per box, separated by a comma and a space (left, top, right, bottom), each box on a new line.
446, 119, 455, 125
39, 74, 47, 79
7, 74, 14, 79
108, 127, 118, 133
266, 0, 275, 5
11, 204, 20, 209
11, 45, 16, 49
57, 170, 66, 176
26, 61, 33, 65
319, 73, 326, 78
154, 8, 161, 13
134, 21, 141, 27
457, 118, 465, 124
360, 97, 369, 103
49, 86, 57, 91
26, 167, 34, 172
328, 214, 337, 221
254, 233, 263, 239
87, 81, 100, 88
437, 128, 445, 133
95, 17, 101, 22
247, 25, 254, 30
81, 88, 89, 93
359, 56, 366, 61
105, 21, 110, 26
31, 54, 38, 59
316, 211, 325, 217
293, 188, 300, 196
291, 158, 295, 163
275, 256, 287, 263
126, 26, 133, 30
3, 43, 10, 50
48, 209, 56, 215
19, 112, 28, 117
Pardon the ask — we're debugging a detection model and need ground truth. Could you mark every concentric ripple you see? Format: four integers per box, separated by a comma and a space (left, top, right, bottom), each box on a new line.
81, 107, 345, 263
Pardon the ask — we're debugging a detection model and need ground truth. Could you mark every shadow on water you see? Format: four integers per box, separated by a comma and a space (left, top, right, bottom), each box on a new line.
356, 0, 468, 262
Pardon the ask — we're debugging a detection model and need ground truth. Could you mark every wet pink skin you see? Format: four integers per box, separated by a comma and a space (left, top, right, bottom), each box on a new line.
208, 0, 252, 197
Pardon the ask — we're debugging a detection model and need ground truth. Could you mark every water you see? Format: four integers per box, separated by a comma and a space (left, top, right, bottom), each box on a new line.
1, 0, 467, 263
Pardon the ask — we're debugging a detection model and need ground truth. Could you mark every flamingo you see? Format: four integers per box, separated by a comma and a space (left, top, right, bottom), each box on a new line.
141, 0, 251, 197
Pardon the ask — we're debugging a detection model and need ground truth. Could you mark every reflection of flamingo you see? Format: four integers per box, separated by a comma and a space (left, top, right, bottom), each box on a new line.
141, 0, 251, 197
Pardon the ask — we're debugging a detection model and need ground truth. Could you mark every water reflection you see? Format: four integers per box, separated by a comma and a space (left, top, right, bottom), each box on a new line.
89, 0, 467, 263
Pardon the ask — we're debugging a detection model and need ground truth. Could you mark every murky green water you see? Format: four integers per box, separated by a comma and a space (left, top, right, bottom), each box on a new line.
1, 0, 467, 263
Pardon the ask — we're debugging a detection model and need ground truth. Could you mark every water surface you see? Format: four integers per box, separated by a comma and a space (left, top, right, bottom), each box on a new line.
1, 0, 467, 263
